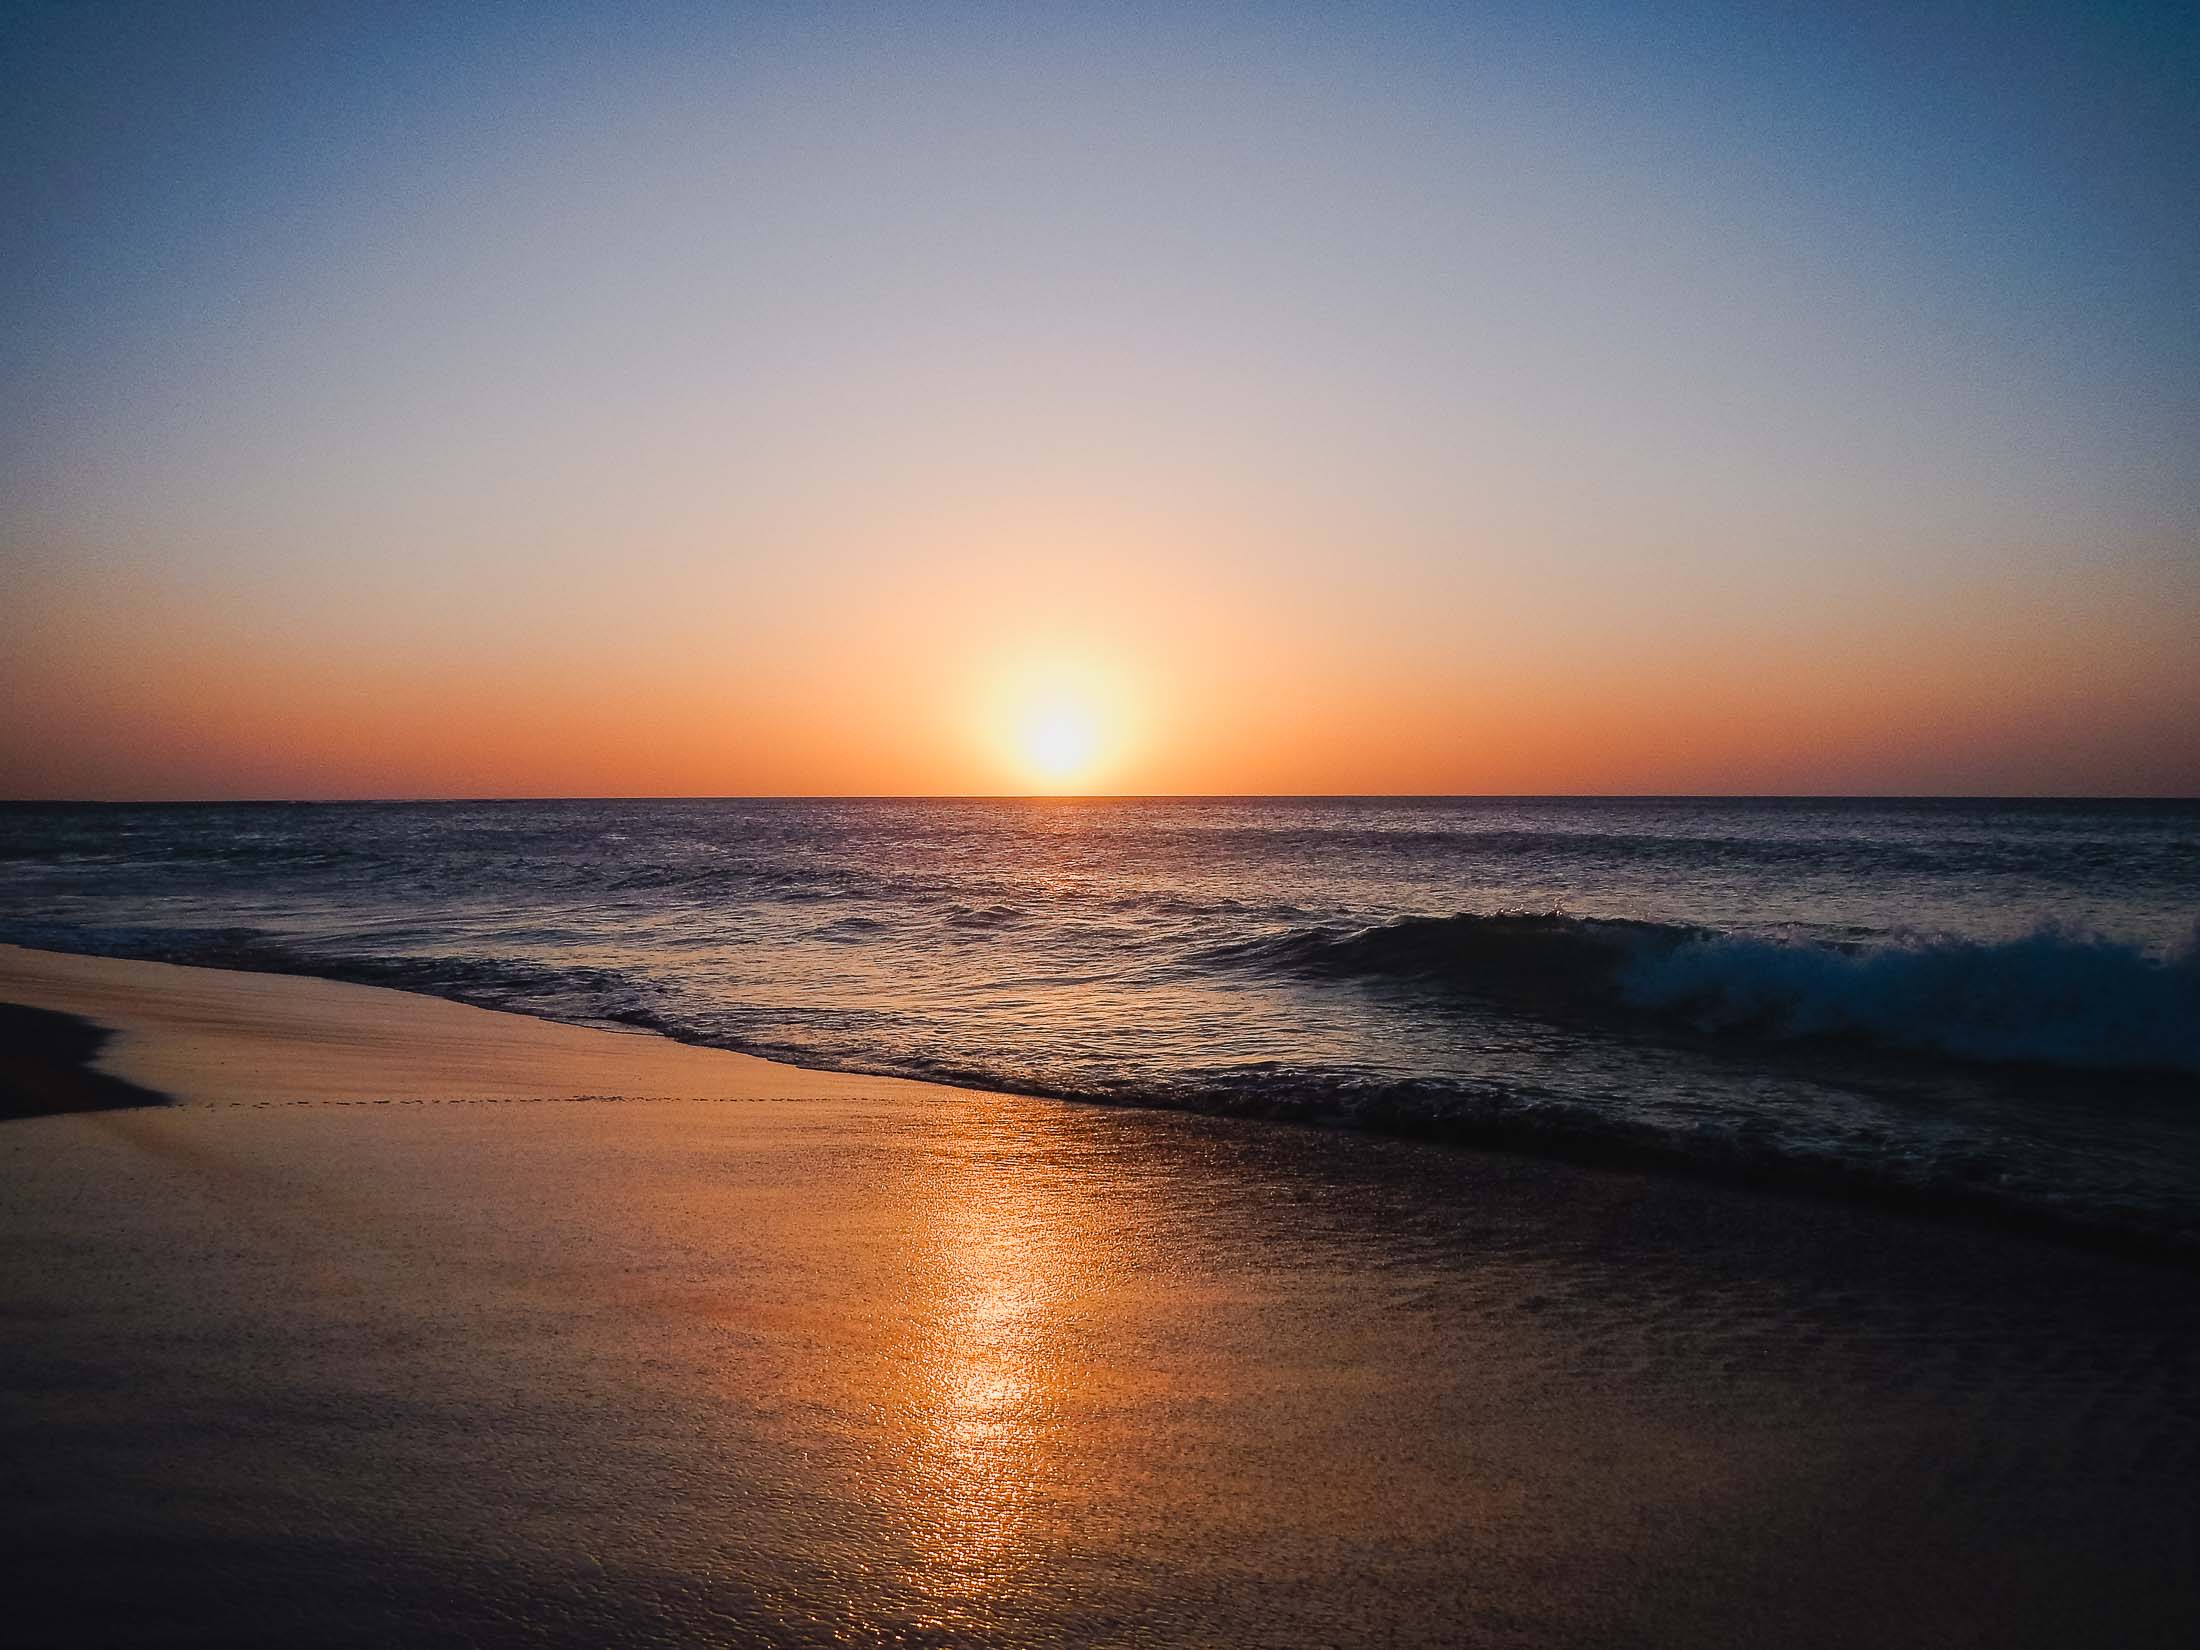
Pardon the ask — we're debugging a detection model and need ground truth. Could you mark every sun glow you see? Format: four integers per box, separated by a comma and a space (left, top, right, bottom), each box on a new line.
1017, 698, 1102, 789
984, 650, 1139, 794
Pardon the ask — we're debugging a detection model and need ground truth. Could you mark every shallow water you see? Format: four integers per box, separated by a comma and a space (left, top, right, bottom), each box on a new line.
2, 797, 2195, 1241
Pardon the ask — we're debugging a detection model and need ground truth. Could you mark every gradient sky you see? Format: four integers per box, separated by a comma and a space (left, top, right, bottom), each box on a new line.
4, 0, 2196, 797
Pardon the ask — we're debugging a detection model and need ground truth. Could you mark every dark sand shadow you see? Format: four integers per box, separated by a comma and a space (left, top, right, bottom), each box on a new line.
0, 1003, 172, 1119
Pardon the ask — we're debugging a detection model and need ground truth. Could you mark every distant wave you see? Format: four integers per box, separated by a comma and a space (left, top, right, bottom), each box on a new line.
1218, 912, 2200, 1076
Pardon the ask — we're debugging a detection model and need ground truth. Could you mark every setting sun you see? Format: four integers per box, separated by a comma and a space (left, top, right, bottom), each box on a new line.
981, 648, 1141, 794
1018, 700, 1101, 788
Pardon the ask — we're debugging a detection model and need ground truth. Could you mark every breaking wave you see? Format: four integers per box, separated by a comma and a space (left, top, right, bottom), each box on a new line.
1224, 913, 2200, 1076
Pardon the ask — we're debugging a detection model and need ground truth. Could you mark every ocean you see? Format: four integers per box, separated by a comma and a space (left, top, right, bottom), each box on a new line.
3, 797, 2195, 1247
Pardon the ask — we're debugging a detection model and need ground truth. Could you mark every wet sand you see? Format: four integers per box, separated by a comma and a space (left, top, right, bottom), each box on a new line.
2, 944, 2196, 1647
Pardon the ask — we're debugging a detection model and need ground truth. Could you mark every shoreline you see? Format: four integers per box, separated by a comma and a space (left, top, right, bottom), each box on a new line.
0, 943, 978, 1111
5, 941, 2198, 1645
6, 938, 2191, 1270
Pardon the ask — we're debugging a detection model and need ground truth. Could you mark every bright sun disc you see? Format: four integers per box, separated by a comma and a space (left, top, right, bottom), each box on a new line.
1018, 700, 1100, 788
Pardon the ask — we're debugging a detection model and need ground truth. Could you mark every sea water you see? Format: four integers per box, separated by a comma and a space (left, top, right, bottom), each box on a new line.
3, 797, 2194, 1244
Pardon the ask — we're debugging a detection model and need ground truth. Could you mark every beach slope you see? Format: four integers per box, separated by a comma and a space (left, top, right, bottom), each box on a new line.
2, 944, 2195, 1648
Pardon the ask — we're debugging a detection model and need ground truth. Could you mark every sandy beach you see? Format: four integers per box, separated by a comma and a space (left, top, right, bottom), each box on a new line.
12, 0, 2196, 1639
3, 943, 2196, 1647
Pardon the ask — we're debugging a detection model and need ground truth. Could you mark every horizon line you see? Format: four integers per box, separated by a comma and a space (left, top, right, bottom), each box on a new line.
5, 792, 2197, 807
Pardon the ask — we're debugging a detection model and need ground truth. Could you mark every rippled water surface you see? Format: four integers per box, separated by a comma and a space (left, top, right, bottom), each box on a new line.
3, 798, 2195, 1242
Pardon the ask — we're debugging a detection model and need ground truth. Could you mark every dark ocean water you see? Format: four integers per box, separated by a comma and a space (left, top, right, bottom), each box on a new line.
3, 798, 2196, 1246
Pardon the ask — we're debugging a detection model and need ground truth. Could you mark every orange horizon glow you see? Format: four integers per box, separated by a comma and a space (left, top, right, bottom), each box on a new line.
4, 543, 2196, 801
13, 524, 2193, 803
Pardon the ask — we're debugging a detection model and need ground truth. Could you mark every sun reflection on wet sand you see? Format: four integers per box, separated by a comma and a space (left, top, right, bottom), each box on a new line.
880, 1121, 1110, 1619
899, 1210, 1053, 1594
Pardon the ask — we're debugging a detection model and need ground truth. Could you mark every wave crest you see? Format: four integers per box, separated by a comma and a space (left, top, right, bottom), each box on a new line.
1227, 912, 2200, 1075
